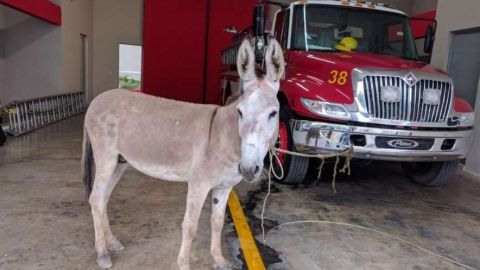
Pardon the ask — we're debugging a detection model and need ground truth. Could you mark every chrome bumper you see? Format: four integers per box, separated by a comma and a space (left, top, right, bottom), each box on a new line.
291, 119, 474, 162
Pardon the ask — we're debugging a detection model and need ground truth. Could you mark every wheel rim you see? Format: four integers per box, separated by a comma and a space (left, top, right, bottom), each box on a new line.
276, 121, 288, 166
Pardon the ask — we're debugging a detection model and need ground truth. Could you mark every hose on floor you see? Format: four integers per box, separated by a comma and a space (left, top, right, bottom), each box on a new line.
259, 147, 478, 270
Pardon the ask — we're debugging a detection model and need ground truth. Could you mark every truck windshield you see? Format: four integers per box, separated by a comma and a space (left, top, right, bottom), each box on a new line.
293, 5, 418, 60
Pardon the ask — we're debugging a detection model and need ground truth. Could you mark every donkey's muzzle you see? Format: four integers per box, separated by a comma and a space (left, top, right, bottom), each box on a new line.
238, 164, 260, 181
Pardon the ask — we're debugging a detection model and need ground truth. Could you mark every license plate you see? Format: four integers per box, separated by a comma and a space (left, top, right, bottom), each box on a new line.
307, 130, 350, 151
376, 137, 434, 150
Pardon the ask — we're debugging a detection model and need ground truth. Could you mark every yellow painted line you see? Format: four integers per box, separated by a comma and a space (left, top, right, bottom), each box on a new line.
228, 190, 266, 270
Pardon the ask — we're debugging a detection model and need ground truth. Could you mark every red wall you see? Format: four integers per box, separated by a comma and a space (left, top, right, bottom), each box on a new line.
411, 10, 437, 39
142, 0, 208, 102
204, 0, 258, 104
0, 0, 61, 25
142, 0, 257, 104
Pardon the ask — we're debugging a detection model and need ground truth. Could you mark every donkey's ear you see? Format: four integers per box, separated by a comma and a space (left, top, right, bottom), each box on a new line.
265, 37, 285, 84
236, 38, 256, 82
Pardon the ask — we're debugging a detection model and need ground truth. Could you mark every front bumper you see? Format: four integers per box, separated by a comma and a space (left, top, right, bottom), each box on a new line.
291, 119, 474, 162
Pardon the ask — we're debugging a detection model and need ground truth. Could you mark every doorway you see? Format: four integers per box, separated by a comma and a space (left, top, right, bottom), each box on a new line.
81, 34, 88, 93
118, 44, 142, 90
447, 27, 480, 107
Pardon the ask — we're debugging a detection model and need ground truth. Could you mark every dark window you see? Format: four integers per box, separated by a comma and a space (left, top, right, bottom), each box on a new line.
281, 10, 290, 48
292, 5, 306, 50
274, 9, 291, 49
293, 4, 418, 59
274, 10, 285, 41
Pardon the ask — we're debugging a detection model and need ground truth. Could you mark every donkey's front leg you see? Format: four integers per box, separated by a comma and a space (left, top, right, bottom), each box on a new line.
177, 183, 210, 270
210, 187, 232, 270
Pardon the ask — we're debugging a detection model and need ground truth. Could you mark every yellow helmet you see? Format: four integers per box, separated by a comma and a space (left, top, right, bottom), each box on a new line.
335, 37, 358, 52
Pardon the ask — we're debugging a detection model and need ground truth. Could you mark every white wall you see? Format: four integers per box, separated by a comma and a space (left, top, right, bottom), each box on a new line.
430, 0, 480, 176
411, 0, 437, 15
383, 0, 413, 14
0, 0, 143, 104
0, 6, 62, 104
0, 5, 5, 29
469, 80, 480, 176
0, 29, 5, 105
60, 0, 93, 99
0, 7, 5, 105
119, 44, 142, 81
431, 1, 480, 69
92, 0, 143, 98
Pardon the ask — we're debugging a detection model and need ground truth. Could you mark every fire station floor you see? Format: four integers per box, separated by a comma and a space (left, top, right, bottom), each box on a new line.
0, 114, 480, 270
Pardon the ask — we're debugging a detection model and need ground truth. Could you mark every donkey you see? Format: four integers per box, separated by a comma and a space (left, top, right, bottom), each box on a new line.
82, 37, 285, 270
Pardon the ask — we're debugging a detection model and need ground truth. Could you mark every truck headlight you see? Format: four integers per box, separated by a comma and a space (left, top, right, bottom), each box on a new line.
459, 112, 474, 126
301, 98, 351, 120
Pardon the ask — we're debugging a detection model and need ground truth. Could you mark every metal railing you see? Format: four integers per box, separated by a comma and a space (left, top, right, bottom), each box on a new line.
4, 91, 86, 136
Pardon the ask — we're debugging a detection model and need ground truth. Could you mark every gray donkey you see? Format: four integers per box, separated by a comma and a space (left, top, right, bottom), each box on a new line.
82, 37, 284, 270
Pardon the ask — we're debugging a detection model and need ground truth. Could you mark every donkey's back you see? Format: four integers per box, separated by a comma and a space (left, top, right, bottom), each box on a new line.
84, 89, 218, 181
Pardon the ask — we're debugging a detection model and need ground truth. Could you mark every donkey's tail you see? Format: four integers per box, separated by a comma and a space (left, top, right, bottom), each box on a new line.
82, 128, 95, 200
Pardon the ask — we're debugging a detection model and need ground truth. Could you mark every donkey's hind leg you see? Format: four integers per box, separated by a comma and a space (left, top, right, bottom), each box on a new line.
104, 163, 127, 252
89, 154, 124, 269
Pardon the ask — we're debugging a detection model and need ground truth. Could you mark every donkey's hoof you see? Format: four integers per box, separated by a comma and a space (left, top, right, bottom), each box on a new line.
97, 255, 113, 269
107, 239, 125, 252
178, 265, 190, 270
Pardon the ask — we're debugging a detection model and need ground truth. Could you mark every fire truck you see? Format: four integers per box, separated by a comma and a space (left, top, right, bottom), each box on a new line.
221, 0, 475, 186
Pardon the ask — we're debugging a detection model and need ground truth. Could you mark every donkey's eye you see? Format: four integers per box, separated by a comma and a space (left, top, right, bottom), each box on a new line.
237, 109, 243, 118
269, 111, 278, 119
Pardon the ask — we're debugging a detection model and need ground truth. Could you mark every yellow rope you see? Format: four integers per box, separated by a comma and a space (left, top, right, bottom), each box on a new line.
331, 156, 340, 194
272, 146, 353, 159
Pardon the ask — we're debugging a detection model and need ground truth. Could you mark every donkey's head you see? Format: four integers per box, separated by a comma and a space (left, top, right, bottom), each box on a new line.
235, 37, 284, 182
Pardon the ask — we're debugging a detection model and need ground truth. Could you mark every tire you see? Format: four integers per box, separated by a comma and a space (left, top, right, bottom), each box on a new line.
0, 127, 6, 147
401, 160, 459, 186
271, 106, 310, 184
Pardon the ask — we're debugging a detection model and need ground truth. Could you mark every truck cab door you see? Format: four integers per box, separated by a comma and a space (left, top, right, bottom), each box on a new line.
272, 9, 290, 79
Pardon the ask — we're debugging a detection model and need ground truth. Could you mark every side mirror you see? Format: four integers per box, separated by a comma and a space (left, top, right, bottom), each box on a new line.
253, 4, 265, 36
424, 24, 435, 54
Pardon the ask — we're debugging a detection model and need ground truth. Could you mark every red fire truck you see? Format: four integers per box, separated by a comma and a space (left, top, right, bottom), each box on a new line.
221, 0, 475, 186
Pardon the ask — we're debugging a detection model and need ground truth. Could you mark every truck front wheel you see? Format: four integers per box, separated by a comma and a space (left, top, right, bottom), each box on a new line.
271, 106, 310, 184
401, 160, 459, 186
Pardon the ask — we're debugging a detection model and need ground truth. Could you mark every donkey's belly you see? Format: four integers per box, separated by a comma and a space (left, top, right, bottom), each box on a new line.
127, 159, 189, 182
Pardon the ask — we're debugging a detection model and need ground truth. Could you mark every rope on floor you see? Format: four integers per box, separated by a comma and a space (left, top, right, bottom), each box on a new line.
259, 147, 478, 270
268, 220, 479, 270
261, 146, 353, 243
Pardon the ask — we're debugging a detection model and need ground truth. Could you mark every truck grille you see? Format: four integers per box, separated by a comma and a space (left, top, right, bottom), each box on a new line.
363, 76, 452, 123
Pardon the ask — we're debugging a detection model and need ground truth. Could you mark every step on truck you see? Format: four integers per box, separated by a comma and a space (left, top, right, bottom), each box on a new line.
221, 0, 475, 186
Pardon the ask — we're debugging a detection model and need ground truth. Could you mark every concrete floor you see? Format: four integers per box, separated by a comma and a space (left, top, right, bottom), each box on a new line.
0, 114, 479, 270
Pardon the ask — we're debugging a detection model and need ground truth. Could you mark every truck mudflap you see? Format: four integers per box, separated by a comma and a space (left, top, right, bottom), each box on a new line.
290, 119, 475, 162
